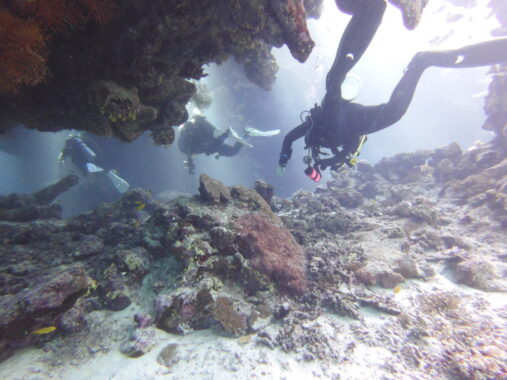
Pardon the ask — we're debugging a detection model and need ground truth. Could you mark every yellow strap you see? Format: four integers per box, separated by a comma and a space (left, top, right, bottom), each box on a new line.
348, 135, 367, 166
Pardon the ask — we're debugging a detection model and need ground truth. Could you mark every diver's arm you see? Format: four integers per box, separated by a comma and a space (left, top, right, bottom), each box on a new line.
217, 142, 243, 157
279, 121, 310, 166
187, 155, 195, 174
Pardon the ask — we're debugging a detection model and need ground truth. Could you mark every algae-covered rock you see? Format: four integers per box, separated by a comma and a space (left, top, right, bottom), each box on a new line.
198, 174, 232, 204
388, 0, 429, 30
454, 258, 507, 292
0, 175, 78, 222
211, 296, 248, 336
0, 264, 90, 340
157, 343, 180, 367
120, 327, 158, 358
100, 264, 131, 311
235, 212, 308, 295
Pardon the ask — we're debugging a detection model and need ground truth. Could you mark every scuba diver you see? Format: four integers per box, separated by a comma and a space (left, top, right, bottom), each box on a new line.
178, 115, 279, 174
59, 132, 130, 195
278, 0, 507, 182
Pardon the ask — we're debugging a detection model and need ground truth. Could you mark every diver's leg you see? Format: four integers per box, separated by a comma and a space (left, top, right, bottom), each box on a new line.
216, 131, 229, 145
187, 155, 195, 174
324, 0, 386, 104
374, 37, 507, 129
368, 56, 429, 132
218, 143, 243, 157
418, 37, 507, 68
359, 38, 507, 134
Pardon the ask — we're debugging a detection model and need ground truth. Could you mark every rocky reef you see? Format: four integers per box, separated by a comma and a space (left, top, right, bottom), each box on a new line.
0, 131, 506, 377
0, 0, 325, 144
0, 0, 429, 146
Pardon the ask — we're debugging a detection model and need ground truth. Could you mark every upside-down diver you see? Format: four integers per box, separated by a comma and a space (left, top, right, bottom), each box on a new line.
278, 0, 507, 182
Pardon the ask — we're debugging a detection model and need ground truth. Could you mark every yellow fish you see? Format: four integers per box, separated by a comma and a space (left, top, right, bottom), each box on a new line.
237, 335, 252, 345
134, 201, 145, 211
32, 326, 56, 335
393, 285, 402, 294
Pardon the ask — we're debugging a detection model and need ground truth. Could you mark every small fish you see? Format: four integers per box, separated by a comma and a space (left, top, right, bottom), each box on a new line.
393, 285, 402, 294
32, 326, 57, 335
134, 201, 145, 211
238, 335, 252, 345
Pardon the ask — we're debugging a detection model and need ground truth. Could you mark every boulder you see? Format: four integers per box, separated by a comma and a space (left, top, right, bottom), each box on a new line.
0, 264, 90, 340
198, 174, 231, 204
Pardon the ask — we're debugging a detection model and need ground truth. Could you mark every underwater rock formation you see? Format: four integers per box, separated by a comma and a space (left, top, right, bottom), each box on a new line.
235, 212, 308, 295
0, 0, 326, 144
0, 174, 78, 222
388, 0, 429, 30
0, 264, 91, 360
484, 1, 507, 151
483, 64, 507, 152
0, 0, 431, 146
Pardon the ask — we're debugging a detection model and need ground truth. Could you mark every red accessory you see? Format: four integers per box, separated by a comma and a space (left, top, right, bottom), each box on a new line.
304, 166, 321, 182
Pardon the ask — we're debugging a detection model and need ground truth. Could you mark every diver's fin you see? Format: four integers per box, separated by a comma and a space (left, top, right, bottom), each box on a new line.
107, 170, 130, 193
228, 126, 253, 148
86, 162, 104, 174
244, 127, 280, 137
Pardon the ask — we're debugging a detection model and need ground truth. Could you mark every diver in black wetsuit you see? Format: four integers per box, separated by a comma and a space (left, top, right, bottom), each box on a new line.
59, 133, 130, 194
278, 0, 507, 181
178, 115, 280, 174
178, 115, 245, 174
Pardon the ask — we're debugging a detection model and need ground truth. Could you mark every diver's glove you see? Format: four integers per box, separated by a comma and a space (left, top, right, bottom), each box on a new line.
278, 151, 291, 167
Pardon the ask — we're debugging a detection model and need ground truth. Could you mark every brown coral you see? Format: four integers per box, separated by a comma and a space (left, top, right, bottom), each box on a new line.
0, 10, 48, 95
18, 0, 114, 32
0, 0, 115, 95
211, 297, 248, 336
